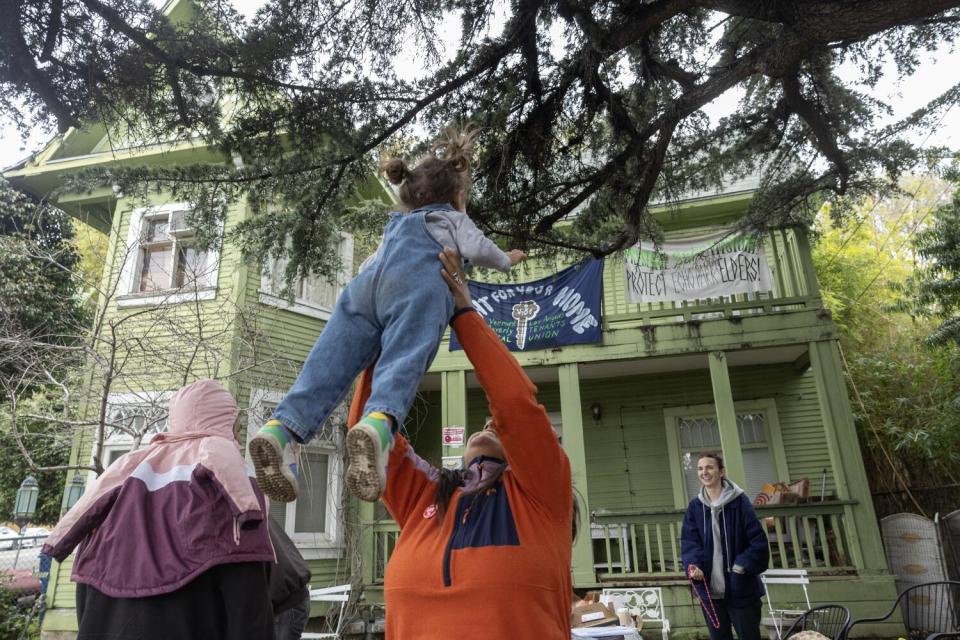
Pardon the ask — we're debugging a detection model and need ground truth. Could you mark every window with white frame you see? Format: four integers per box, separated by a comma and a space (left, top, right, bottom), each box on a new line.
118, 204, 220, 305
91, 393, 171, 480
673, 410, 777, 501
259, 233, 354, 320
247, 389, 343, 556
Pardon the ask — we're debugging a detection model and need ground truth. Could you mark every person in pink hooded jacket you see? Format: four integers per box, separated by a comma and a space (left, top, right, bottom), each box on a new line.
42, 379, 276, 640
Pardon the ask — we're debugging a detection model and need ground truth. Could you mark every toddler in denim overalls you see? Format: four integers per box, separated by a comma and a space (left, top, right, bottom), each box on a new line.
250, 127, 525, 503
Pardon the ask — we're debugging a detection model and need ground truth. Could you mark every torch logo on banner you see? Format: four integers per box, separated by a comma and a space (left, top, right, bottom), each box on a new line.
511, 300, 540, 350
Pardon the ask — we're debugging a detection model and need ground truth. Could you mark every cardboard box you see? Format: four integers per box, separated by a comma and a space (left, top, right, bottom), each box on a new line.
571, 602, 619, 628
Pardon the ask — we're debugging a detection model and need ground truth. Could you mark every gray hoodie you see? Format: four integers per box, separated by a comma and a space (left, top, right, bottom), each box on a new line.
697, 478, 745, 598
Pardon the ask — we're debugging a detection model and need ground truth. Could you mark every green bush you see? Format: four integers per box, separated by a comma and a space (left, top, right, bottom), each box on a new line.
0, 585, 40, 640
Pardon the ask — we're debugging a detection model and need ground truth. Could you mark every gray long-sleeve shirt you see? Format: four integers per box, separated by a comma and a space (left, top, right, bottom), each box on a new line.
360, 208, 513, 273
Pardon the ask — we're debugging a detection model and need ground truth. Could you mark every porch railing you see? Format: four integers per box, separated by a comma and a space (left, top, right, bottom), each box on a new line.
591, 501, 858, 580
367, 501, 857, 585
371, 520, 400, 584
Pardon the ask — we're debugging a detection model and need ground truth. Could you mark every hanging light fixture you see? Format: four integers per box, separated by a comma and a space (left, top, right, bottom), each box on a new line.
62, 472, 86, 513
13, 475, 39, 528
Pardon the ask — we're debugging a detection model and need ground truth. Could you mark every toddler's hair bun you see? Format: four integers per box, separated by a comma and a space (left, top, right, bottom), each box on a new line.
432, 124, 478, 173
382, 157, 411, 185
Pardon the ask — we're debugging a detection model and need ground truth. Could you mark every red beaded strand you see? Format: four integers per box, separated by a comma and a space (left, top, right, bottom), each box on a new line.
688, 569, 721, 630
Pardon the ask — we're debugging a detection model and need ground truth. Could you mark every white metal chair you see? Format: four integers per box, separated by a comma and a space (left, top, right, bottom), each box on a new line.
301, 583, 351, 640
760, 569, 811, 640
600, 587, 671, 640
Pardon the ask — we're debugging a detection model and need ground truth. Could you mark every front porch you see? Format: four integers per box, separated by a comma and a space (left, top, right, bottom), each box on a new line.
353, 224, 899, 635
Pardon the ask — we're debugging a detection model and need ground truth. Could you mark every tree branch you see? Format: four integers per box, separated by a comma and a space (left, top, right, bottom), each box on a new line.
781, 72, 850, 191
39, 0, 64, 62
0, 0, 79, 130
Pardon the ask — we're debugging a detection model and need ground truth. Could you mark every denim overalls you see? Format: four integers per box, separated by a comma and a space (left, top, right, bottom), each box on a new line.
272, 205, 455, 441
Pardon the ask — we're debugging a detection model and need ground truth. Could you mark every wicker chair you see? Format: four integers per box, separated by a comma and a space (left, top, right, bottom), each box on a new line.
845, 581, 960, 640
782, 605, 851, 640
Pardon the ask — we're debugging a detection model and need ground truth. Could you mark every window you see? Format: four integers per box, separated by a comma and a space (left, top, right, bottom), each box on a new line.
664, 400, 788, 507
104, 446, 131, 468
89, 392, 171, 482
247, 389, 343, 557
118, 204, 220, 307
259, 234, 354, 320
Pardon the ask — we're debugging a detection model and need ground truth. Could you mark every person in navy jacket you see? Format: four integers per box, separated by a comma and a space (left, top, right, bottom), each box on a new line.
681, 452, 770, 640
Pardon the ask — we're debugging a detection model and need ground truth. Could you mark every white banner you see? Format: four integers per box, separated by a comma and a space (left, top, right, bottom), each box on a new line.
623, 230, 773, 304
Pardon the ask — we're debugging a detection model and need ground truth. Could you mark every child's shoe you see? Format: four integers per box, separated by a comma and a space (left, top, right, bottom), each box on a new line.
346, 412, 393, 502
249, 420, 300, 502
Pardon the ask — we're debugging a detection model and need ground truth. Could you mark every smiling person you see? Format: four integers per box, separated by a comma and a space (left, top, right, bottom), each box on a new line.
346, 248, 574, 639
680, 452, 769, 640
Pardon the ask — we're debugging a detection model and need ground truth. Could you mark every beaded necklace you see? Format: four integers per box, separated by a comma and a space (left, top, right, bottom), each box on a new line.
688, 573, 721, 630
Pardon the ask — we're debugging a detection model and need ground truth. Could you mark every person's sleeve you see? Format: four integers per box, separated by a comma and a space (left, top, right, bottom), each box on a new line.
41, 465, 125, 561
733, 495, 770, 575
452, 216, 513, 272
451, 310, 571, 520
349, 365, 439, 528
198, 439, 264, 529
680, 503, 705, 574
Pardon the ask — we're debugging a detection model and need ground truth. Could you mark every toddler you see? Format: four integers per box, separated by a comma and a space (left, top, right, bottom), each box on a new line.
250, 126, 525, 502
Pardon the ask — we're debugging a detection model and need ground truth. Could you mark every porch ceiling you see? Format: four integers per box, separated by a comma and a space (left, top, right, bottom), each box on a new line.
418, 344, 808, 390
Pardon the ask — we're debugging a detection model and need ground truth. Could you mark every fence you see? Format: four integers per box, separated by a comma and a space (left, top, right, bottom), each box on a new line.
367, 502, 858, 584
591, 501, 858, 579
0, 534, 49, 595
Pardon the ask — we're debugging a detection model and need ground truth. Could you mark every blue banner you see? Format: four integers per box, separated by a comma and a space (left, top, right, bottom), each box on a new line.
450, 258, 604, 352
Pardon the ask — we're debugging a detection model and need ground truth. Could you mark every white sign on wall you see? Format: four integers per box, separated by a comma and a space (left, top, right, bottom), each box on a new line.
624, 229, 773, 304
442, 426, 465, 447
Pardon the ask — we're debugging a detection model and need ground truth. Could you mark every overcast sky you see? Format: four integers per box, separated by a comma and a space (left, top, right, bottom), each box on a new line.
2, 6, 958, 171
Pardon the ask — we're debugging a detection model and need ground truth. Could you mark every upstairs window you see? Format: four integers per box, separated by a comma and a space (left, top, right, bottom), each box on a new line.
118, 203, 220, 306
136, 208, 211, 292
260, 234, 354, 320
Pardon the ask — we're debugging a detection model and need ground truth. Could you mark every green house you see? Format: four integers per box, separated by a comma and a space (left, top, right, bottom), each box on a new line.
7, 127, 900, 637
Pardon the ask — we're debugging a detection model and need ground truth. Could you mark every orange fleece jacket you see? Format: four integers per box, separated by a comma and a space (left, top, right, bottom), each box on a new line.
349, 309, 573, 640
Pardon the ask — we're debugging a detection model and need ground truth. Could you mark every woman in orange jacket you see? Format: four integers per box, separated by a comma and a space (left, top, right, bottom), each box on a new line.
348, 248, 574, 639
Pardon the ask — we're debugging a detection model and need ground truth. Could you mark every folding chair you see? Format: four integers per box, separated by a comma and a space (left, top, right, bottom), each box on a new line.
761, 569, 811, 640
301, 583, 351, 640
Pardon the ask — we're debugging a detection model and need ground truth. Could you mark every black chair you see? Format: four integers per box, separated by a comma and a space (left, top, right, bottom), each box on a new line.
846, 581, 960, 640
782, 605, 851, 640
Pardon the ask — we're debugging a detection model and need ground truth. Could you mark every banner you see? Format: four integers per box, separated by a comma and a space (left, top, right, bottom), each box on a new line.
450, 258, 604, 352
623, 230, 773, 304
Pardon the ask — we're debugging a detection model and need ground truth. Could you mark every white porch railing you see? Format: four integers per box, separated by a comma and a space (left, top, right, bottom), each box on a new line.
591, 501, 859, 580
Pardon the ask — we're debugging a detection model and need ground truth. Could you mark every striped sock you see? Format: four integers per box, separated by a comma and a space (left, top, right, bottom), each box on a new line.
359, 412, 393, 451
260, 420, 291, 447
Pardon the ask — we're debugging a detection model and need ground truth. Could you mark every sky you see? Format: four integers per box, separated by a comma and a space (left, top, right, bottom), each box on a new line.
2, 7, 959, 171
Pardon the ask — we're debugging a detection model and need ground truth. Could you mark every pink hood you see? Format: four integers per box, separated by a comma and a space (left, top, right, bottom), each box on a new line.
153, 378, 240, 443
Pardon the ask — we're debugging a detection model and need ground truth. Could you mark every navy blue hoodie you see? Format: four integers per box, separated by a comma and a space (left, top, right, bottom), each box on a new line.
680, 479, 770, 606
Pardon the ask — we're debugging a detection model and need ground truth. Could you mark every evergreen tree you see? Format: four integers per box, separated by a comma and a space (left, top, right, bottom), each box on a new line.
3, 1, 960, 279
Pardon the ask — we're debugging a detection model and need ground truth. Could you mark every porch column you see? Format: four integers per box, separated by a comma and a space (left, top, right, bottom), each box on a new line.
708, 351, 747, 488
559, 363, 597, 587
441, 370, 467, 461
809, 340, 886, 571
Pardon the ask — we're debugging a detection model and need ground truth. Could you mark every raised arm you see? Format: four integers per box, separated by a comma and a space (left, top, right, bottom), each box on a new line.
452, 215, 519, 272
439, 249, 570, 521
